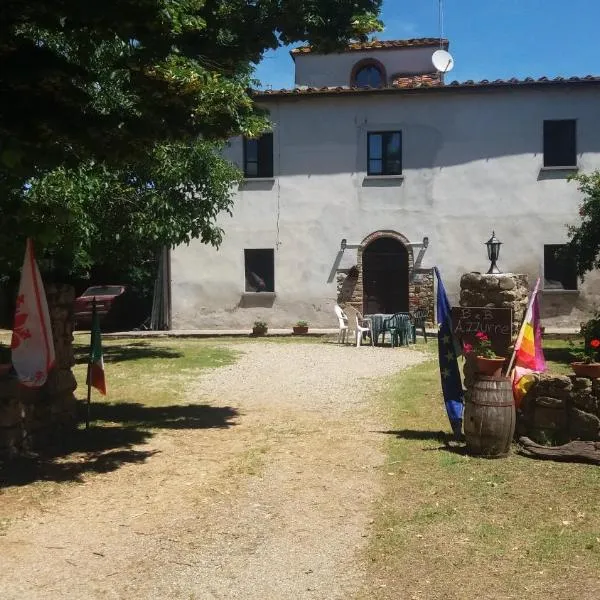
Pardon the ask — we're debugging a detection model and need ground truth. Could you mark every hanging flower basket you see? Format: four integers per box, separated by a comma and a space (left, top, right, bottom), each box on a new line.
475, 356, 506, 378
570, 362, 600, 379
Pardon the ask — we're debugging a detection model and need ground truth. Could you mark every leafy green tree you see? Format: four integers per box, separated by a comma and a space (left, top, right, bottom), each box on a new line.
0, 0, 383, 283
565, 172, 600, 278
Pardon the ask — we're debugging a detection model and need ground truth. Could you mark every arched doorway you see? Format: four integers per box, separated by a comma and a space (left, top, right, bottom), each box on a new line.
362, 237, 409, 314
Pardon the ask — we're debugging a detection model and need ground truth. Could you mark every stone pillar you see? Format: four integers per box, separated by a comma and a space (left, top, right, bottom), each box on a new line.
0, 284, 77, 457
459, 272, 530, 394
460, 272, 529, 336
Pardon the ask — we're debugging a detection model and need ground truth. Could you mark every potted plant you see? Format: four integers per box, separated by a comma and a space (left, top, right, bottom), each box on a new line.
252, 320, 268, 336
293, 320, 309, 335
570, 338, 600, 378
464, 331, 506, 377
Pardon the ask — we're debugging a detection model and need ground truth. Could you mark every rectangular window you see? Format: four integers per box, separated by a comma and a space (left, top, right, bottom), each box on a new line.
544, 244, 577, 290
244, 249, 275, 292
543, 120, 577, 167
243, 133, 273, 178
367, 131, 402, 175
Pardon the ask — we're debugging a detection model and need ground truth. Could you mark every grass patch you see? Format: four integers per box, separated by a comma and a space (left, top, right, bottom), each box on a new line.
72, 334, 238, 412
360, 347, 600, 600
543, 337, 583, 375
0, 336, 241, 489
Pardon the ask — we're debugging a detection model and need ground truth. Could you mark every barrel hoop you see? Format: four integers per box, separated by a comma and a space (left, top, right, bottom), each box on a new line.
467, 400, 514, 408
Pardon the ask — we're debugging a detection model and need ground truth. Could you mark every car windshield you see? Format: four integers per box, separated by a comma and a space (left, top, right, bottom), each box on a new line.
81, 286, 123, 297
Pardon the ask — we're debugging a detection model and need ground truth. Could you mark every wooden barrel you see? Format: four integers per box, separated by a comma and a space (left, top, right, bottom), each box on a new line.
464, 376, 515, 458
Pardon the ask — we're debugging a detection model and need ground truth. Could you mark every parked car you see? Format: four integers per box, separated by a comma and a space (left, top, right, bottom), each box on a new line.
73, 285, 144, 331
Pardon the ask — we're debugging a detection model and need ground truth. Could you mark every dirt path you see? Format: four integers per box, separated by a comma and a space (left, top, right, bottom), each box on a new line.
0, 342, 425, 599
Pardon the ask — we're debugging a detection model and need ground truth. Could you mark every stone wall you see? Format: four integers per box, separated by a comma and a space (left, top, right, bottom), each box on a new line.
517, 373, 600, 445
460, 272, 529, 337
0, 284, 77, 458
459, 272, 529, 395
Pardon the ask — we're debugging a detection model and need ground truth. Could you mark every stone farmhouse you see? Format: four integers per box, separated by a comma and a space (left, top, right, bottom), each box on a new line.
170, 38, 600, 329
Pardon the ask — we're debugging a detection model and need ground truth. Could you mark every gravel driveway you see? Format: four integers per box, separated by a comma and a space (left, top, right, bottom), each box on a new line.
1, 341, 426, 599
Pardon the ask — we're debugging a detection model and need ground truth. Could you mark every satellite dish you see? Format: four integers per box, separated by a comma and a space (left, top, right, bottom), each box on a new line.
432, 49, 455, 73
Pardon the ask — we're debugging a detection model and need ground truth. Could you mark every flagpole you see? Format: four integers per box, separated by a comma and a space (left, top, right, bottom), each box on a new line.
86, 297, 96, 430
86, 361, 92, 429
507, 277, 540, 375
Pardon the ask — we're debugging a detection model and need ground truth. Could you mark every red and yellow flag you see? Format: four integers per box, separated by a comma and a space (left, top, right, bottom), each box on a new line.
514, 279, 546, 372
511, 278, 546, 407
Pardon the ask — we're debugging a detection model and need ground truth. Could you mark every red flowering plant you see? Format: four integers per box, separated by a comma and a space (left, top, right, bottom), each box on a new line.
463, 331, 500, 359
571, 338, 600, 364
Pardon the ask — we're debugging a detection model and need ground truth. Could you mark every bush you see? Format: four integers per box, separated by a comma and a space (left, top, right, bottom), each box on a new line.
580, 312, 600, 344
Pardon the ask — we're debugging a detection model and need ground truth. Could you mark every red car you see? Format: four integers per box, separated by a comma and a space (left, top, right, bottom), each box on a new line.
73, 285, 138, 331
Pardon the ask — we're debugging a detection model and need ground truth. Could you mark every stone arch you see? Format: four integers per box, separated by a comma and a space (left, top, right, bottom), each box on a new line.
340, 230, 434, 323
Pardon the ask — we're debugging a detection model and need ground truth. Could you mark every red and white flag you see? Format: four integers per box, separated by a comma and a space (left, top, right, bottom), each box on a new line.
11, 239, 56, 387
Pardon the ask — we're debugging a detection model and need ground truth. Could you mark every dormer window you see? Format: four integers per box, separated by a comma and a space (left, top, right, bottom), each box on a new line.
351, 59, 386, 88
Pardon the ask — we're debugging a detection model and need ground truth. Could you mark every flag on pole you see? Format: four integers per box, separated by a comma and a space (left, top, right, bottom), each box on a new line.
434, 267, 464, 437
513, 278, 546, 372
11, 239, 55, 387
509, 278, 546, 408
86, 300, 106, 395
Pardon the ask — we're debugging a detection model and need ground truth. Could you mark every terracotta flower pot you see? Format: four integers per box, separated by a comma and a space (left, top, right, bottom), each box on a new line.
293, 326, 308, 335
475, 356, 506, 378
571, 362, 600, 379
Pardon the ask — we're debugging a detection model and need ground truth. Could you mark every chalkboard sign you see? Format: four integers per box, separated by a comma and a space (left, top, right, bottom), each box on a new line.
451, 307, 513, 356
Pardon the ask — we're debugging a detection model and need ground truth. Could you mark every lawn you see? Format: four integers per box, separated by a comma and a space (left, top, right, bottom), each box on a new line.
360, 336, 600, 600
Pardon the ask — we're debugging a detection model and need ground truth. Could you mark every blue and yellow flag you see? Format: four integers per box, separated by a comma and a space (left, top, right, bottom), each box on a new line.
434, 267, 464, 437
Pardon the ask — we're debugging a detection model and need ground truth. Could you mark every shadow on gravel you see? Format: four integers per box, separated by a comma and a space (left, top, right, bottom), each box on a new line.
84, 400, 239, 430
0, 403, 239, 488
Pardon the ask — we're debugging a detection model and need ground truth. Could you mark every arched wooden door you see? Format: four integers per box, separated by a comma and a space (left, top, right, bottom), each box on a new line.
362, 237, 409, 314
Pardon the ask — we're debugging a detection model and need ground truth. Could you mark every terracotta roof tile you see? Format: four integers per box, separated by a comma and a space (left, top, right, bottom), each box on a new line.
255, 75, 600, 98
392, 73, 442, 88
291, 38, 448, 56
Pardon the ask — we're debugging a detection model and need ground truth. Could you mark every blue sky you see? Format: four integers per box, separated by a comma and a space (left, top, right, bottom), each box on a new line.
254, 0, 600, 89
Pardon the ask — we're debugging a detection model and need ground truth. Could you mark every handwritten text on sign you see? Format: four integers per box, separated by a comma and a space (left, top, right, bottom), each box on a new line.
451, 307, 513, 355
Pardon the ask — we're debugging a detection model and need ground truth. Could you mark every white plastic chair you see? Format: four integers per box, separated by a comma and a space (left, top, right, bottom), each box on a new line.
334, 304, 348, 344
344, 305, 373, 347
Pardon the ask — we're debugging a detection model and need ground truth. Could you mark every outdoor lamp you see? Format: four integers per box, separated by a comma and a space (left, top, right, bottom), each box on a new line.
340, 239, 347, 251
422, 236, 429, 248
485, 231, 502, 274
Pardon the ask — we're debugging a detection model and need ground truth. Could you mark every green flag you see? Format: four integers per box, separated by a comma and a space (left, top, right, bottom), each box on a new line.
86, 300, 106, 395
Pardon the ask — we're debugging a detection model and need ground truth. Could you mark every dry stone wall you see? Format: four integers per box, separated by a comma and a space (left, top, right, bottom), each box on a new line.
518, 373, 600, 445
0, 284, 77, 458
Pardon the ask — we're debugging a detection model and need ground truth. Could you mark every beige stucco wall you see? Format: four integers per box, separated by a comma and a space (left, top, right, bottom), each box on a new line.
171, 85, 600, 329
294, 46, 439, 87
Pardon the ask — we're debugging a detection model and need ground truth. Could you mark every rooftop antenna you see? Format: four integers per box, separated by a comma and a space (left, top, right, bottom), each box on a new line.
432, 0, 455, 74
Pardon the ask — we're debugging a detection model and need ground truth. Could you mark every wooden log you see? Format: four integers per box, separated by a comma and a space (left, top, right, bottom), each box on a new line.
519, 436, 600, 465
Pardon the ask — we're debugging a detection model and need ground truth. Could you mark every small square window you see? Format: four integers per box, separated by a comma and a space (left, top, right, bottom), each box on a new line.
544, 244, 577, 290
543, 120, 576, 167
367, 132, 402, 175
243, 133, 273, 178
244, 249, 275, 292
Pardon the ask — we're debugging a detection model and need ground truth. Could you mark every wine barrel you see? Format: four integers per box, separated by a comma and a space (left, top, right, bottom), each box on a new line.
464, 376, 515, 458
